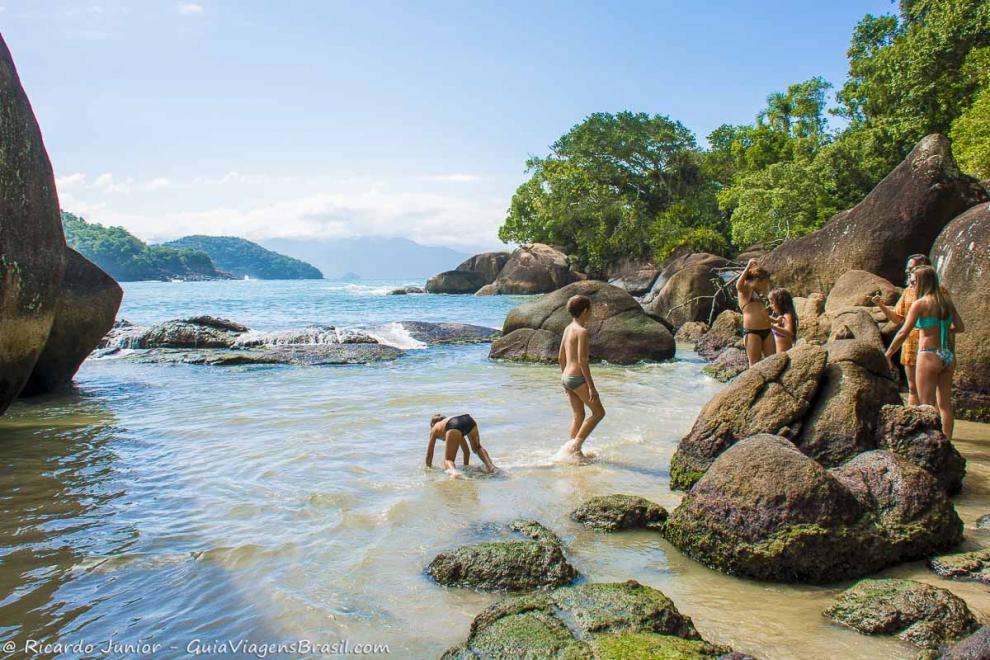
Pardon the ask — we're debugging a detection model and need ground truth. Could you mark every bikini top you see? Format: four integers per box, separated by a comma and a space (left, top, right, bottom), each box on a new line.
915, 315, 951, 330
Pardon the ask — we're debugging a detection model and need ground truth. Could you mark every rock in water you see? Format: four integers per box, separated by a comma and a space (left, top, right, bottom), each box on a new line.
427, 520, 577, 591
941, 627, 990, 660
442, 581, 739, 659
824, 270, 900, 313
762, 134, 988, 296
932, 202, 990, 422
694, 310, 743, 361
21, 249, 122, 395
425, 270, 487, 294
489, 281, 674, 364
675, 321, 709, 344
0, 35, 68, 414
929, 548, 990, 585
136, 319, 243, 349
823, 579, 978, 650
702, 347, 749, 383
875, 404, 965, 495
485, 243, 583, 295
669, 344, 828, 490
663, 436, 962, 583
570, 495, 667, 532
398, 321, 500, 345
455, 251, 510, 284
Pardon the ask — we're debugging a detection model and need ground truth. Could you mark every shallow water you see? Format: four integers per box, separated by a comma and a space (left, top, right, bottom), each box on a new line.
0, 280, 987, 659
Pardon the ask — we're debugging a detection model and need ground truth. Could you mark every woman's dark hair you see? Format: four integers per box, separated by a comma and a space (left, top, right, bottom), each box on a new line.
907, 254, 930, 268
745, 266, 771, 282
768, 288, 798, 337
430, 414, 445, 427
567, 294, 592, 318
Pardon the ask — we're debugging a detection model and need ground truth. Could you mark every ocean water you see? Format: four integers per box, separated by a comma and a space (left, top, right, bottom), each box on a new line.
1, 280, 987, 659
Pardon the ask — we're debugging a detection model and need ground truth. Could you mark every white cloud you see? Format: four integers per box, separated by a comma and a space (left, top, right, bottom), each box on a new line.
146, 177, 172, 191
178, 2, 203, 15
89, 172, 133, 193
56, 173, 87, 189
422, 173, 481, 183
194, 171, 274, 186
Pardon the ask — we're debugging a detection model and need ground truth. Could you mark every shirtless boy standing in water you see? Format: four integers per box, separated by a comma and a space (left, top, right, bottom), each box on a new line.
558, 295, 605, 459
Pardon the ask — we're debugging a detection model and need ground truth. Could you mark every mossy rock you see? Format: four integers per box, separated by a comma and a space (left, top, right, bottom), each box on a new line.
445, 581, 742, 659
427, 520, 577, 591
589, 633, 732, 660
823, 578, 979, 649
929, 548, 990, 584
570, 495, 667, 532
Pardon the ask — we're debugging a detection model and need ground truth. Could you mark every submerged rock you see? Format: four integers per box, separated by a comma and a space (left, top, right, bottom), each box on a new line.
399, 321, 500, 345
932, 202, 990, 422
570, 495, 667, 532
823, 579, 979, 650
137, 318, 243, 349
762, 134, 988, 296
490, 281, 674, 365
21, 249, 122, 395
442, 581, 737, 659
0, 35, 68, 414
183, 315, 249, 333
386, 286, 424, 295
130, 344, 403, 366
929, 548, 990, 584
427, 520, 577, 592
663, 435, 962, 583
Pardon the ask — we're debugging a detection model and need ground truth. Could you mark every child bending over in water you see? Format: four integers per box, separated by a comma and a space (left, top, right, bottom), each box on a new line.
426, 413, 497, 477
558, 294, 605, 460
768, 288, 798, 353
736, 258, 774, 366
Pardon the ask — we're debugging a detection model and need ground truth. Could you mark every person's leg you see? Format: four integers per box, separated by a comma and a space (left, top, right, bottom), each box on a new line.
761, 332, 775, 359
443, 431, 463, 473
566, 388, 585, 440
936, 366, 955, 439
572, 383, 605, 449
915, 354, 938, 408
466, 427, 496, 472
460, 437, 470, 466
744, 333, 762, 366
905, 361, 919, 406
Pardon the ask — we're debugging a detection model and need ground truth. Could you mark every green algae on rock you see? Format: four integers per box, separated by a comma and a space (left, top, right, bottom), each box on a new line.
427, 520, 577, 591
570, 495, 667, 532
823, 578, 979, 650
442, 581, 742, 659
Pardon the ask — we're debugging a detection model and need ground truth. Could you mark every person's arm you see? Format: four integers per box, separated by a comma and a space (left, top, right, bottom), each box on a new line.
425, 429, 437, 468
873, 294, 905, 324
736, 259, 756, 294
774, 313, 795, 339
558, 329, 567, 372
578, 329, 597, 402
886, 300, 922, 364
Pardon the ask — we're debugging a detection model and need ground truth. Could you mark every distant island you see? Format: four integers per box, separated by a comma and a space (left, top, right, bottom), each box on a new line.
164, 235, 323, 280
62, 211, 231, 282
262, 236, 468, 279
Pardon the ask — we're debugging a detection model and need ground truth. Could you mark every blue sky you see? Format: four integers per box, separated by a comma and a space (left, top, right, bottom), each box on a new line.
3, 0, 894, 252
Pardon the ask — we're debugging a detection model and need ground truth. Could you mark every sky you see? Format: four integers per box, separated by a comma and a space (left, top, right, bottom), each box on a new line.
2, 0, 895, 253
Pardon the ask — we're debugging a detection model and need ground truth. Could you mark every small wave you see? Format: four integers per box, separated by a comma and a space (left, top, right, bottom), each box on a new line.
366, 322, 427, 350
233, 327, 341, 347
325, 283, 394, 296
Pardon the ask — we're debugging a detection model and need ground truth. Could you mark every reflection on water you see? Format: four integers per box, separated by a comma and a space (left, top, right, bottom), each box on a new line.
0, 280, 987, 659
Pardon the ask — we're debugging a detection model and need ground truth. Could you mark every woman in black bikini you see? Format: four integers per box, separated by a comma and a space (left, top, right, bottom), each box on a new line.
736, 258, 774, 366
426, 414, 497, 476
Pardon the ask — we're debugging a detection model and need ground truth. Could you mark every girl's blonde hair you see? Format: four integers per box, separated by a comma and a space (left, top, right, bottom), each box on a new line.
430, 414, 445, 427
913, 266, 953, 319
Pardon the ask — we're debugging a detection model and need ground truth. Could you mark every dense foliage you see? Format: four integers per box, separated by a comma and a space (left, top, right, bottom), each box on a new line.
164, 236, 323, 280
500, 0, 990, 269
62, 212, 226, 282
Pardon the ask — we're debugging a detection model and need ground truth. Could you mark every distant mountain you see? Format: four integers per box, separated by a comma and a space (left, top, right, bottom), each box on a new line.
261, 236, 470, 280
61, 211, 230, 282
163, 235, 323, 280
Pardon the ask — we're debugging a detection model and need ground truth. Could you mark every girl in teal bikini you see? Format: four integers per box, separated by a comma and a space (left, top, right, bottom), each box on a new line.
885, 266, 964, 438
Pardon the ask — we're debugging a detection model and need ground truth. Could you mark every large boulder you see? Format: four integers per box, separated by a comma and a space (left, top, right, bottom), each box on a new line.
427, 520, 577, 592
694, 310, 744, 361
794, 293, 828, 344
762, 134, 988, 296
932, 202, 990, 421
793, 340, 902, 467
825, 307, 884, 350
669, 344, 828, 489
455, 251, 510, 284
647, 258, 734, 329
644, 251, 728, 302
484, 244, 582, 295
876, 404, 965, 495
425, 270, 487, 294
663, 435, 963, 583
442, 581, 736, 659
824, 270, 900, 314
606, 257, 661, 296
570, 495, 667, 532
20, 249, 122, 395
0, 36, 68, 414
674, 321, 708, 344
489, 281, 675, 365
823, 579, 979, 650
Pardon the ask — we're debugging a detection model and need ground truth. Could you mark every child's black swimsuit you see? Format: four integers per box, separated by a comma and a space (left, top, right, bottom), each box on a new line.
444, 414, 477, 437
